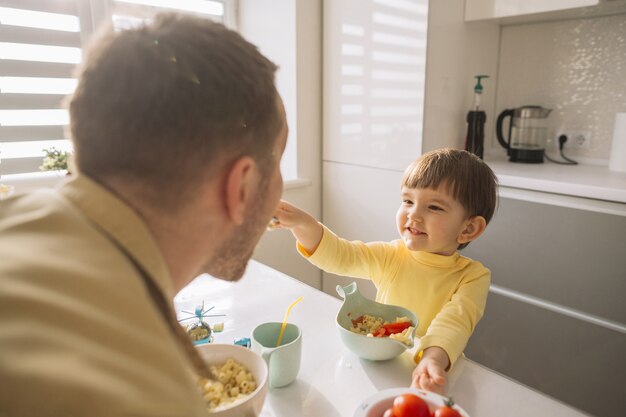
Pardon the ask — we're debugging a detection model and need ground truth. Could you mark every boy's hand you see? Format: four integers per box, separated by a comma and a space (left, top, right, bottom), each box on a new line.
410, 346, 449, 394
270, 200, 312, 229
271, 200, 323, 254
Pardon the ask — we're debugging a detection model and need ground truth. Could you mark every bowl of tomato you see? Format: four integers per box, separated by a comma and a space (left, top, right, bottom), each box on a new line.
353, 388, 469, 417
336, 282, 418, 361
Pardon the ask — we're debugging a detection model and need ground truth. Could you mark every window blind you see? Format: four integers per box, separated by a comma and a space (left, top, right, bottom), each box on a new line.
0, 0, 230, 179
0, 0, 81, 177
107, 0, 228, 30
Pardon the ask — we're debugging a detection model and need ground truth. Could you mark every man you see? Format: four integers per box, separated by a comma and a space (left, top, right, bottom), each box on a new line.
0, 13, 286, 417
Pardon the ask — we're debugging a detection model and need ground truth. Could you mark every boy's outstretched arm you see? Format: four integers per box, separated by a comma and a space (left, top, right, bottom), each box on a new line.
272, 200, 324, 254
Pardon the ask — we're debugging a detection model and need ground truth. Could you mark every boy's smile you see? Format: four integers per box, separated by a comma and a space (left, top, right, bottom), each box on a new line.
396, 184, 471, 256
405, 224, 426, 236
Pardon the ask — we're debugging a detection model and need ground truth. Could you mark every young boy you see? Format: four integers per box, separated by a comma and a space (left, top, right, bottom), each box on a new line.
271, 148, 498, 394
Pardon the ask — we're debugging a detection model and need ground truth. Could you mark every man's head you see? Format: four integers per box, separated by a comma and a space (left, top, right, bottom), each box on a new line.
203, 101, 287, 281
68, 13, 287, 283
399, 148, 498, 250
68, 13, 283, 210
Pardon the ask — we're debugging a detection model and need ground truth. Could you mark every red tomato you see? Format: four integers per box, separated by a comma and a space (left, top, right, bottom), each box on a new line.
382, 407, 397, 417
433, 398, 462, 417
392, 393, 430, 417
382, 321, 412, 334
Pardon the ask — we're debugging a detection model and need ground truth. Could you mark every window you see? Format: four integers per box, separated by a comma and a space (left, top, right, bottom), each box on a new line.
0, 1, 81, 178
0, 0, 232, 181
107, 0, 231, 30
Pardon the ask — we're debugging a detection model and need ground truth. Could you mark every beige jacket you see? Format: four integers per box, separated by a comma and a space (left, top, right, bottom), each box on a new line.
0, 175, 208, 417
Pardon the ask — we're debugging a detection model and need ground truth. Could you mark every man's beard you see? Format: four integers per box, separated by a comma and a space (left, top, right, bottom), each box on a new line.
204, 223, 258, 281
203, 178, 271, 281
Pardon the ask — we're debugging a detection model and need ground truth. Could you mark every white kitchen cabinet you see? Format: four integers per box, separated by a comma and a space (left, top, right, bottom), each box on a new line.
465, 0, 598, 21
463, 190, 626, 417
320, 161, 400, 298
323, 0, 428, 171
465, 0, 626, 23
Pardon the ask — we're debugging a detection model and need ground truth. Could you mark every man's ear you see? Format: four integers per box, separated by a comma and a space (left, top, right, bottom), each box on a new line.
224, 156, 256, 225
458, 216, 487, 245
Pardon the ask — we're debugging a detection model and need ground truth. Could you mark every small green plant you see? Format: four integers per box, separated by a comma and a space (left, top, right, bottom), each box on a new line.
40, 147, 72, 174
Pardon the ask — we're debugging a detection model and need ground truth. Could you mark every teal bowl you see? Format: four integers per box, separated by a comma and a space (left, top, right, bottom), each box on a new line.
336, 282, 418, 361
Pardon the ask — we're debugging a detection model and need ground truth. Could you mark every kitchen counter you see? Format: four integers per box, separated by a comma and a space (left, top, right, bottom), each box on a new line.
485, 154, 626, 203
174, 260, 591, 417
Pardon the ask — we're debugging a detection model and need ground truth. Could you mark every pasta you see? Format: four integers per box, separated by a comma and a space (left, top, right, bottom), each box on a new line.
198, 358, 257, 411
349, 314, 414, 345
350, 314, 385, 335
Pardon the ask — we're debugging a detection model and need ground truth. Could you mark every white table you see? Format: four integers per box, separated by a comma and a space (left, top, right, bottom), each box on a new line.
174, 260, 590, 417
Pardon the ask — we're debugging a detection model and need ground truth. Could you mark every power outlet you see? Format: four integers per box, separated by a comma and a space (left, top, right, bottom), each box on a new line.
559, 130, 591, 150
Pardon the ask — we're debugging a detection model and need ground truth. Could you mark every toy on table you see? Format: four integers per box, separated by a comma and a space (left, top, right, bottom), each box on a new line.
233, 337, 251, 348
178, 301, 225, 345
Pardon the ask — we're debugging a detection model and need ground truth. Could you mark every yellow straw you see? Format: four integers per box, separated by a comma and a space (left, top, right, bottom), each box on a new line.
276, 296, 303, 347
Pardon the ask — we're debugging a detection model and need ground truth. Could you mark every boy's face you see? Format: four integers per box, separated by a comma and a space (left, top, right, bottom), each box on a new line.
396, 184, 471, 256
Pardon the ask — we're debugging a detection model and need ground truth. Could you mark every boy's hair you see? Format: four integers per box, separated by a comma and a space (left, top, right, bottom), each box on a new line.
402, 148, 498, 249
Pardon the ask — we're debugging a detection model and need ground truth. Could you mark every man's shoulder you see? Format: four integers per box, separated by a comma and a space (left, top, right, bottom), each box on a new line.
0, 189, 136, 282
0, 188, 78, 232
0, 189, 205, 415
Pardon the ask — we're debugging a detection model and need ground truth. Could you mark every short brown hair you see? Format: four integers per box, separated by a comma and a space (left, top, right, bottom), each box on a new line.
402, 148, 498, 249
67, 13, 281, 208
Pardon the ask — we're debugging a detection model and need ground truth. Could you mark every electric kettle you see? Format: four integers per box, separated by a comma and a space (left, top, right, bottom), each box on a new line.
496, 105, 552, 163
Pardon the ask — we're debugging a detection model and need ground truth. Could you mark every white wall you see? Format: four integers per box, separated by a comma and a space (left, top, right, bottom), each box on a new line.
321, 161, 402, 299
422, 0, 500, 152
493, 15, 626, 163
243, 0, 323, 289
238, 0, 298, 180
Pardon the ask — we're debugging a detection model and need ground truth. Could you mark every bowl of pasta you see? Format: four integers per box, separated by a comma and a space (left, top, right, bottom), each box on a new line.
196, 343, 268, 416
336, 282, 418, 361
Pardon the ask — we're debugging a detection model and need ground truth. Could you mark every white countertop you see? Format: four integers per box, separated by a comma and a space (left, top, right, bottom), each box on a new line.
174, 260, 590, 417
485, 154, 626, 203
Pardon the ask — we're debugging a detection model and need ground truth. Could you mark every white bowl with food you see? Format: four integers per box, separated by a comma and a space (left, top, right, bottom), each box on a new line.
196, 343, 268, 416
336, 282, 418, 361
354, 387, 470, 417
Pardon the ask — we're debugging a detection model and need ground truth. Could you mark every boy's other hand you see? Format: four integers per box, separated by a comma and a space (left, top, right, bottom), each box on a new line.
410, 346, 449, 394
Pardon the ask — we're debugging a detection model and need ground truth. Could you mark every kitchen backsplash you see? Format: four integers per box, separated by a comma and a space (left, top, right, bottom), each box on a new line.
493, 13, 626, 163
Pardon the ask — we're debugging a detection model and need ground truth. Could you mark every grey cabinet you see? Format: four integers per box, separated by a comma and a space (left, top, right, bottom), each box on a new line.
463, 193, 626, 417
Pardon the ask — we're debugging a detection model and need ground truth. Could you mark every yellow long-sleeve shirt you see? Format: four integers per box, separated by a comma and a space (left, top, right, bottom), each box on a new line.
299, 226, 490, 367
